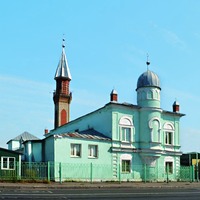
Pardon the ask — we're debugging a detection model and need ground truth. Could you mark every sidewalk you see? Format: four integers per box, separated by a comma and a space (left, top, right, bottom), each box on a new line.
0, 181, 200, 189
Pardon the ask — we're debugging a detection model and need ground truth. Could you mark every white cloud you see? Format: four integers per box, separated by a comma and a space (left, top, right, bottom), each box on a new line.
162, 29, 186, 50
150, 22, 187, 50
0, 75, 54, 95
0, 75, 54, 148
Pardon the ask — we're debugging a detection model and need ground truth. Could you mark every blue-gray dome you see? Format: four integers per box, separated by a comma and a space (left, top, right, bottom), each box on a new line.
136, 70, 160, 90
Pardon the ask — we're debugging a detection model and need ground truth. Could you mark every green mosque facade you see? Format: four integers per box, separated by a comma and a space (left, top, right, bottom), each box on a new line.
23, 43, 185, 182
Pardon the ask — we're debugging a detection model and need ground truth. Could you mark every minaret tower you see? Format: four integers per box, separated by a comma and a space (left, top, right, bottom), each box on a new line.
53, 39, 72, 129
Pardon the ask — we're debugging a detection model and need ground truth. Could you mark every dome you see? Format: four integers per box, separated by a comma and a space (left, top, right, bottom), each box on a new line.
136, 70, 160, 90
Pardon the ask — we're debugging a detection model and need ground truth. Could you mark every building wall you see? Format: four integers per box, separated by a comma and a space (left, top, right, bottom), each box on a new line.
44, 92, 182, 182
44, 136, 55, 162
52, 137, 112, 181
8, 141, 20, 151
32, 143, 42, 162
54, 137, 112, 164
0, 149, 21, 178
0, 150, 20, 162
51, 106, 112, 138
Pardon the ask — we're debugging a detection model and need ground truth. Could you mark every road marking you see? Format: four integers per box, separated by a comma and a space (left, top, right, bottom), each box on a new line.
2, 190, 200, 197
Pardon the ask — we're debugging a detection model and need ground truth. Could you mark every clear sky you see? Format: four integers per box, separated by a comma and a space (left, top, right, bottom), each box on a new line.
0, 0, 200, 152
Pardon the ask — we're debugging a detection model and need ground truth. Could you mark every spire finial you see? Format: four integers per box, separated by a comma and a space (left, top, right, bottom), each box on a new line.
146, 53, 150, 70
62, 35, 65, 48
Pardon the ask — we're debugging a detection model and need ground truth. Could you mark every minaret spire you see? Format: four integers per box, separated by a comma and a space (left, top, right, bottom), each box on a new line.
62, 37, 65, 48
54, 38, 72, 80
53, 39, 72, 128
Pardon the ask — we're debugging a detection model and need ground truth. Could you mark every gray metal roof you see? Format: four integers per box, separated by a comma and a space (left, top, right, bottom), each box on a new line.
136, 70, 160, 90
7, 131, 40, 143
54, 47, 72, 80
55, 129, 111, 141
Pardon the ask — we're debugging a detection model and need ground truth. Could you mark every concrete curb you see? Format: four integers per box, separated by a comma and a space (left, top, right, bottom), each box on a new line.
0, 182, 200, 189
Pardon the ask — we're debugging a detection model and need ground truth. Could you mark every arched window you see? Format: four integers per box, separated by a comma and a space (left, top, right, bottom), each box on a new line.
147, 90, 153, 99
142, 91, 146, 100
163, 123, 174, 145
155, 90, 158, 99
152, 120, 159, 141
119, 116, 134, 143
61, 109, 67, 125
138, 91, 142, 100
149, 117, 161, 142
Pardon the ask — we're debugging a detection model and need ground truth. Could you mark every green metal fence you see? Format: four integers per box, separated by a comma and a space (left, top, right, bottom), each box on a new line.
21, 162, 48, 180
0, 162, 196, 183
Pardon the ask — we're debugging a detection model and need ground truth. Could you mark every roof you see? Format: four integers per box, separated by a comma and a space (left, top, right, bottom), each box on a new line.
0, 147, 22, 155
136, 70, 160, 90
54, 129, 111, 141
49, 100, 184, 134
162, 110, 185, 117
54, 46, 72, 80
7, 131, 40, 144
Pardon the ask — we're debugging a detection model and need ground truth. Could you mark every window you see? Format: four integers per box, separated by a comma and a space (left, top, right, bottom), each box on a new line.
1, 157, 15, 170
165, 162, 173, 174
163, 123, 174, 145
122, 160, 131, 173
119, 116, 133, 143
71, 144, 81, 157
147, 90, 153, 99
121, 127, 131, 142
165, 132, 173, 145
88, 145, 98, 158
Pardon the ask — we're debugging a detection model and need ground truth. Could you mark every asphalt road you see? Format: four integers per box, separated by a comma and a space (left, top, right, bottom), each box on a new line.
0, 188, 200, 199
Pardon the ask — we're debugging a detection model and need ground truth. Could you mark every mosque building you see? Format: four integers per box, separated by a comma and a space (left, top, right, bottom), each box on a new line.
22, 41, 185, 181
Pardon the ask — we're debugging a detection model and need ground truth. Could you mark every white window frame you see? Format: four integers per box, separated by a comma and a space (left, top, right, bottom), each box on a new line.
163, 122, 174, 146
121, 160, 131, 173
88, 145, 98, 158
165, 132, 173, 145
1, 157, 15, 170
120, 154, 132, 173
119, 116, 134, 143
70, 144, 81, 157
121, 127, 131, 143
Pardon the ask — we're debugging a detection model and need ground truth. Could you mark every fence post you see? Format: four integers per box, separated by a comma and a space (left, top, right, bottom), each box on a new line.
119, 164, 121, 183
59, 162, 62, 184
17, 161, 21, 180
144, 164, 147, 183
190, 165, 192, 182
18, 156, 21, 180
90, 163, 93, 183
192, 165, 195, 182
47, 161, 50, 182
166, 164, 169, 183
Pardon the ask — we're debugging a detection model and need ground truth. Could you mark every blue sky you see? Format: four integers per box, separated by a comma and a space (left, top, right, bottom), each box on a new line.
0, 0, 200, 152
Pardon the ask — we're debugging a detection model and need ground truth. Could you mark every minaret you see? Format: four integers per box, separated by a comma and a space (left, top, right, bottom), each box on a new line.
53, 39, 72, 129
